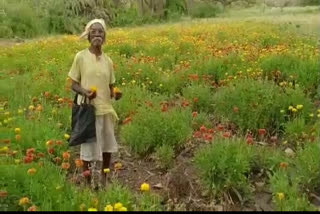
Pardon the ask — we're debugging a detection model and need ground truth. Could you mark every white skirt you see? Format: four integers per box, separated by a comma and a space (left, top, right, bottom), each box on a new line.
80, 114, 118, 161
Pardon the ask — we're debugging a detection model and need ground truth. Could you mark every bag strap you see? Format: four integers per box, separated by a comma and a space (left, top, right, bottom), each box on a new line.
74, 93, 91, 105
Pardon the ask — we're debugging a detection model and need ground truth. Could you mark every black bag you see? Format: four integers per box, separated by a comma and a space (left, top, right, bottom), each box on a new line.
69, 93, 96, 146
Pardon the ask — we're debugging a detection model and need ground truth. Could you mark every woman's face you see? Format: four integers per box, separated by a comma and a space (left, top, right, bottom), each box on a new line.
89, 23, 105, 47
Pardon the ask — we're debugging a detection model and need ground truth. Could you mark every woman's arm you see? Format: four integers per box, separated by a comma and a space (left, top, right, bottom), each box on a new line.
109, 84, 114, 99
71, 80, 95, 99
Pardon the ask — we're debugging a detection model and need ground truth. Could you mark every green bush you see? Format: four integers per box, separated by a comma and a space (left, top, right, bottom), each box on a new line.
270, 170, 316, 211
212, 79, 314, 135
120, 107, 192, 156
154, 144, 175, 169
182, 84, 212, 113
293, 142, 320, 191
189, 2, 223, 18
260, 54, 319, 97
194, 138, 254, 200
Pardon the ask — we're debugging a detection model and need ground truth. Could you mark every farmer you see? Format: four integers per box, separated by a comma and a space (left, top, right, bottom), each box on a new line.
68, 19, 119, 189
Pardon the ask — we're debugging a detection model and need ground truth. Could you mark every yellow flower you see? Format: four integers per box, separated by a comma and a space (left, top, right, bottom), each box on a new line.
318, 114, 320, 118
88, 208, 98, 211
309, 113, 314, 117
317, 109, 320, 113
19, 197, 30, 206
159, 84, 163, 87
64, 134, 70, 140
79, 203, 86, 211
280, 109, 285, 114
131, 80, 136, 84
292, 108, 297, 113
122, 82, 126, 86
3, 120, 8, 125
104, 205, 113, 211
114, 203, 123, 211
29, 105, 35, 111
15, 128, 21, 134
277, 193, 285, 201
119, 207, 128, 211
296, 104, 303, 110
15, 159, 21, 164
103, 168, 110, 173
18, 109, 24, 114
27, 168, 37, 175
288, 106, 293, 110
91, 86, 97, 93
140, 182, 150, 192
4, 111, 10, 116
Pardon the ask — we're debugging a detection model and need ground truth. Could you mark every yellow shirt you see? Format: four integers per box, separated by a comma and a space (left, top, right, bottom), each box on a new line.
68, 48, 118, 121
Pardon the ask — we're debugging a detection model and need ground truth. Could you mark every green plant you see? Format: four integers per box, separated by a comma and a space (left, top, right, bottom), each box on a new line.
194, 138, 254, 201
121, 107, 192, 156
154, 144, 174, 169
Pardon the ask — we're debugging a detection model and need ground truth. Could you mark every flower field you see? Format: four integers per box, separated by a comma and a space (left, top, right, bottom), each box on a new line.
0, 19, 319, 211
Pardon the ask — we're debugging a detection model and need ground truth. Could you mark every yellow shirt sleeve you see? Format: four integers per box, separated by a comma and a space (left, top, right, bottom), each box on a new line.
68, 53, 81, 83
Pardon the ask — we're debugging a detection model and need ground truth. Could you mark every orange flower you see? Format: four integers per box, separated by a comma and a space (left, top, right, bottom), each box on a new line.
27, 168, 37, 175
280, 162, 288, 169
0, 191, 8, 198
75, 159, 84, 168
233, 106, 239, 113
193, 97, 198, 103
192, 112, 198, 118
36, 105, 43, 112
27, 205, 38, 211
61, 162, 70, 170
258, 129, 266, 136
223, 131, 231, 138
55, 140, 63, 146
62, 152, 70, 160
246, 137, 253, 145
15, 134, 22, 142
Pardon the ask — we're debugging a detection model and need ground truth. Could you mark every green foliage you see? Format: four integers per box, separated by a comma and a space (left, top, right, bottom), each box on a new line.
194, 138, 254, 200
212, 79, 314, 135
121, 107, 192, 156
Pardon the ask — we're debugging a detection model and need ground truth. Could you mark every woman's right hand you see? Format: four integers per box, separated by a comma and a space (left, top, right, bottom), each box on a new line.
85, 90, 96, 100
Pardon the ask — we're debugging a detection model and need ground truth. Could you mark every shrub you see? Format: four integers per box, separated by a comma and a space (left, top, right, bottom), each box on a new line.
121, 107, 192, 156
194, 138, 254, 201
212, 79, 314, 135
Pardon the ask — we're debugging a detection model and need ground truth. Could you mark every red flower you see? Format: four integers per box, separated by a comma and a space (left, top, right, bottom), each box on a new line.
207, 128, 215, 134
56, 140, 63, 146
161, 104, 168, 112
26, 148, 35, 155
55, 157, 62, 164
200, 125, 207, 133
246, 137, 253, 145
258, 129, 266, 136
217, 124, 224, 131
192, 112, 198, 118
83, 170, 91, 177
204, 134, 213, 141
223, 131, 231, 138
48, 148, 55, 155
193, 97, 198, 103
24, 155, 33, 164
37, 152, 45, 158
270, 136, 277, 142
193, 131, 202, 138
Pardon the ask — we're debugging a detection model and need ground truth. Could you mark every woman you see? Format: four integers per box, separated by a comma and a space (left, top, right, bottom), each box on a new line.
68, 19, 119, 189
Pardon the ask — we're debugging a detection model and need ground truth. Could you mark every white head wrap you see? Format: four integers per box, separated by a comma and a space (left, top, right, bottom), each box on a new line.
80, 18, 106, 39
